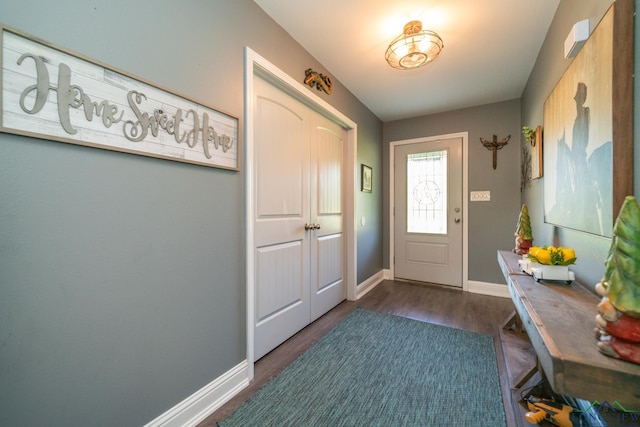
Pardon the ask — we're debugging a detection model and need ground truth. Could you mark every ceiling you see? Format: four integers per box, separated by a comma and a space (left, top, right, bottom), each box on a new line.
253, 0, 561, 122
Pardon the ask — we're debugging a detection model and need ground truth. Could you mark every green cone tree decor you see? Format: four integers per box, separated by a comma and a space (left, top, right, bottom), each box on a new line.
513, 204, 533, 255
601, 196, 640, 316
595, 196, 640, 365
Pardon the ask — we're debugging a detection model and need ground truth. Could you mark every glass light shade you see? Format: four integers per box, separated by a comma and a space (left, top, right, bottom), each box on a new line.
385, 21, 444, 70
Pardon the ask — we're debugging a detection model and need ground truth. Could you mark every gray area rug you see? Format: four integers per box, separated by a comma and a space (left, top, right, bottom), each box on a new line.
219, 309, 506, 426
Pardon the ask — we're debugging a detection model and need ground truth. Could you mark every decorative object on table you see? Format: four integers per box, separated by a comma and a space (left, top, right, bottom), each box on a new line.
518, 256, 536, 276
543, 2, 633, 238
480, 134, 510, 169
524, 246, 576, 283
594, 196, 640, 365
304, 68, 333, 94
513, 204, 534, 255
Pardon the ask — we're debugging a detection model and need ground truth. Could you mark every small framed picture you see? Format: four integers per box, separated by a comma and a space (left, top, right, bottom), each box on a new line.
531, 125, 543, 179
361, 164, 372, 193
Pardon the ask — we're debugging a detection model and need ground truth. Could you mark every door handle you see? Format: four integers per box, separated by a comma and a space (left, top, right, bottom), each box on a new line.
454, 218, 461, 223
305, 223, 321, 230
314, 223, 321, 230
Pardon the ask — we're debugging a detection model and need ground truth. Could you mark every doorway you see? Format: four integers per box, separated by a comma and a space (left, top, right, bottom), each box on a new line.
245, 49, 357, 370
390, 133, 468, 289
252, 75, 346, 359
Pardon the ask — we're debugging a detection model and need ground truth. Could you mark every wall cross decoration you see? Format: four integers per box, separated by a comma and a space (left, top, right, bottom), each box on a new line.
480, 134, 511, 169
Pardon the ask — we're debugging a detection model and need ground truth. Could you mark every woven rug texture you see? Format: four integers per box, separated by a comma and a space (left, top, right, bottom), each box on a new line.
219, 308, 506, 427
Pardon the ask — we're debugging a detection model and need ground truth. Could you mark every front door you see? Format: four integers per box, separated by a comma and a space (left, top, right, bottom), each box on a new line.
394, 137, 463, 286
253, 75, 345, 360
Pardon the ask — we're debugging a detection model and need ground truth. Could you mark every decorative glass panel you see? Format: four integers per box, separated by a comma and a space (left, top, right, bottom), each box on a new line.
407, 150, 447, 234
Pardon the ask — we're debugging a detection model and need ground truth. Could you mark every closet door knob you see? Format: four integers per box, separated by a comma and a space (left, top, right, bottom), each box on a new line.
314, 223, 321, 230
304, 223, 314, 230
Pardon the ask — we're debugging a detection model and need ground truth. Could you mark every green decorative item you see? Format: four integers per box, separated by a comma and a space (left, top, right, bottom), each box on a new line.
601, 196, 640, 317
595, 196, 640, 365
522, 126, 535, 144
513, 204, 533, 255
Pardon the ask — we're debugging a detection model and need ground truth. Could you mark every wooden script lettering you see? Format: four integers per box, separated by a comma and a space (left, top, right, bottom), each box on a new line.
1, 27, 238, 170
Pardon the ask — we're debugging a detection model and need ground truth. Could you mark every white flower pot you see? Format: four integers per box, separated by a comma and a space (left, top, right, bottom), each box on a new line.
531, 264, 575, 283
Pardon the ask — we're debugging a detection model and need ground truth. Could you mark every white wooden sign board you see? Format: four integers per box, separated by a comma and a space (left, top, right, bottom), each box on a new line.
1, 26, 238, 170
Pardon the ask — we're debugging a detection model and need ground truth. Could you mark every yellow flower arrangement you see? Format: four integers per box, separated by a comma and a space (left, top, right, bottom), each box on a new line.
528, 246, 577, 266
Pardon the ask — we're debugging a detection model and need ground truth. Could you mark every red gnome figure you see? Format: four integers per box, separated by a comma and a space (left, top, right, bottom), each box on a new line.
595, 196, 640, 365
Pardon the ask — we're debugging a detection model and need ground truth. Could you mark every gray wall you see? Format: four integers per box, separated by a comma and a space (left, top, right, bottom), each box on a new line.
520, 0, 638, 291
383, 99, 522, 284
0, 1, 383, 426
357, 115, 384, 283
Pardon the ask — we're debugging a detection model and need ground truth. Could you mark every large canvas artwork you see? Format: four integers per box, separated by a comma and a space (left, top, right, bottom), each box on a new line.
543, 1, 633, 237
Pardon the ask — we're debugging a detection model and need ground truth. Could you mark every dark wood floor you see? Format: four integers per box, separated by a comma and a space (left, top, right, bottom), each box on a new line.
198, 279, 527, 427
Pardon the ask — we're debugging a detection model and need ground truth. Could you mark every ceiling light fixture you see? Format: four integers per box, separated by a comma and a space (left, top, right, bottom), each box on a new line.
385, 20, 444, 70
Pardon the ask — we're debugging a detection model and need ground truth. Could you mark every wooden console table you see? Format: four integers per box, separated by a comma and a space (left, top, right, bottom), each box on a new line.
498, 250, 640, 408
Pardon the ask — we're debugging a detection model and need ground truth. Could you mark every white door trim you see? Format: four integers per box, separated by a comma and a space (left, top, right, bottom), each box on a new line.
244, 47, 357, 378
389, 132, 469, 291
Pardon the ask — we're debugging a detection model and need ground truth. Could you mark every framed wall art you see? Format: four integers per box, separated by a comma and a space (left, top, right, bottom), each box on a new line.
531, 126, 543, 180
543, 1, 633, 237
361, 164, 372, 193
1, 25, 239, 170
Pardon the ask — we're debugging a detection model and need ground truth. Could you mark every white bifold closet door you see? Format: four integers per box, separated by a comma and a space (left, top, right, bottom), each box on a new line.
253, 75, 345, 360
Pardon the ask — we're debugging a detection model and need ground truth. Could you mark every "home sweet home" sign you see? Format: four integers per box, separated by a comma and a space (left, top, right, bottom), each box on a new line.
1, 26, 238, 170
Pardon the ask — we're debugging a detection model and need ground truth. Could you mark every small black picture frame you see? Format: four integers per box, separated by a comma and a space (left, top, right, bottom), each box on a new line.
361, 164, 372, 193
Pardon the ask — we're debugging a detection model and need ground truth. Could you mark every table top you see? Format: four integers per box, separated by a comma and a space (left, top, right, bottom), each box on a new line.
498, 250, 640, 408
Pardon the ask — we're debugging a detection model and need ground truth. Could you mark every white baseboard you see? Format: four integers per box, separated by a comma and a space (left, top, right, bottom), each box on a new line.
381, 270, 508, 299
467, 280, 510, 298
144, 360, 250, 427
355, 270, 385, 299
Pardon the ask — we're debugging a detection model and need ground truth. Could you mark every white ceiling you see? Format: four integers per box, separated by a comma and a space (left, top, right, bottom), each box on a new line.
253, 0, 561, 122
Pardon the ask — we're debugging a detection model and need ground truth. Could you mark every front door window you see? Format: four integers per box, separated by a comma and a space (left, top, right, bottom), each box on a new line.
407, 150, 447, 234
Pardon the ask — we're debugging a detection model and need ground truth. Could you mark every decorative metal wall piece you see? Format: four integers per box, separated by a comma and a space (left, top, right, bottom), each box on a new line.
1, 26, 238, 170
304, 68, 332, 94
480, 134, 511, 169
